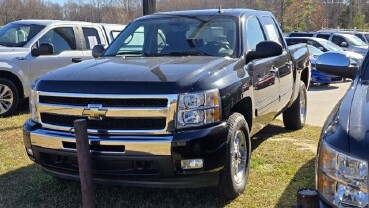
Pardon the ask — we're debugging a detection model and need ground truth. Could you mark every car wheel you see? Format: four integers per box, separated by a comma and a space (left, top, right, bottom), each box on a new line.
213, 113, 251, 200
0, 78, 19, 117
283, 82, 307, 130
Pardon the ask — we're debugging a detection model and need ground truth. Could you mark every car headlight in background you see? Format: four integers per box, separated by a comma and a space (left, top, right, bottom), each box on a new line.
29, 89, 39, 122
177, 89, 221, 129
317, 140, 368, 207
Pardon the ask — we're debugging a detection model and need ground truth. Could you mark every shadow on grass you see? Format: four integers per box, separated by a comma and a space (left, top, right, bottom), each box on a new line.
16, 100, 30, 115
0, 164, 230, 208
251, 124, 292, 152
275, 158, 316, 208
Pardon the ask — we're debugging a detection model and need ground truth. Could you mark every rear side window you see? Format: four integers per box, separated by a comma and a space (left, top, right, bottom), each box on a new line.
82, 27, 101, 49
285, 38, 307, 46
245, 17, 265, 51
355, 34, 366, 42
39, 27, 76, 53
316, 34, 330, 40
289, 32, 314, 37
331, 35, 347, 47
260, 16, 284, 46
111, 31, 121, 39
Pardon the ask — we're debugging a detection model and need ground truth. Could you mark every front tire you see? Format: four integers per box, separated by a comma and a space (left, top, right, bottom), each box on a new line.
283, 82, 307, 130
0, 78, 19, 117
213, 113, 251, 200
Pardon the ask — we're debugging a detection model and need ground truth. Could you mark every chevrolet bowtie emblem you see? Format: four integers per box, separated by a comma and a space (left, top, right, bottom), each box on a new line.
82, 104, 108, 120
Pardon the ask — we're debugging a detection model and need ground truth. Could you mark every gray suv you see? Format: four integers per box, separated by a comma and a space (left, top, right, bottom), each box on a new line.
288, 31, 368, 55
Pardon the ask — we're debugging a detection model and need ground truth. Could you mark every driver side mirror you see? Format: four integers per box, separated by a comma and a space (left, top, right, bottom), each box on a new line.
246, 41, 283, 63
32, 43, 54, 56
316, 52, 357, 79
92, 44, 105, 58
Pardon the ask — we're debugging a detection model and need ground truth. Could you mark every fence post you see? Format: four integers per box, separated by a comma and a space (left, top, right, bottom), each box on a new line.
74, 119, 96, 208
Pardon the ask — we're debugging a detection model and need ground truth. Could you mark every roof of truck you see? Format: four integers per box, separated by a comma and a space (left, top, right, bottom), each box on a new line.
10, 19, 99, 26
141, 8, 272, 20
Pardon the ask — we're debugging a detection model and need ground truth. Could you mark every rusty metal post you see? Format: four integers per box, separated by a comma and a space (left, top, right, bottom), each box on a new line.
143, 0, 156, 16
74, 119, 96, 208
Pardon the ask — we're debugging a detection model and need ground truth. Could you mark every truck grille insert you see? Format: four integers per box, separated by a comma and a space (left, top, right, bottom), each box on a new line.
40, 113, 166, 130
39, 96, 168, 107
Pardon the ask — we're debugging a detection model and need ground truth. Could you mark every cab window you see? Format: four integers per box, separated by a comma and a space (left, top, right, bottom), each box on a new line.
246, 17, 266, 51
39, 27, 76, 53
82, 27, 101, 49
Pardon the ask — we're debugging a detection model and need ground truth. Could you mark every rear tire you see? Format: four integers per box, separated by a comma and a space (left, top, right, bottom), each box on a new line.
283, 82, 307, 130
0, 78, 19, 117
213, 113, 251, 200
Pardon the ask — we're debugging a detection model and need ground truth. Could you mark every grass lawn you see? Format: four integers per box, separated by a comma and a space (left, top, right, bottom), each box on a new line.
0, 104, 321, 208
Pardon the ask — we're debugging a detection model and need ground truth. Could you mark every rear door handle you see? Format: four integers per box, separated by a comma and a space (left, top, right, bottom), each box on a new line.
72, 58, 82, 63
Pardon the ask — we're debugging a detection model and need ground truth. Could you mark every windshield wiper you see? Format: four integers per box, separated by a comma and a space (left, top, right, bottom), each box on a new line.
112, 51, 151, 56
161, 50, 212, 56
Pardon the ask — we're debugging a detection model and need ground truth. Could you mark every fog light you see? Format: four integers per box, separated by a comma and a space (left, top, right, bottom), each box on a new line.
26, 147, 33, 156
181, 159, 203, 170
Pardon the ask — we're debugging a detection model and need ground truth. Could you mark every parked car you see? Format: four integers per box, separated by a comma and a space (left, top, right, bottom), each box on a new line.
288, 31, 368, 55
319, 28, 369, 44
315, 52, 369, 207
285, 37, 363, 65
0, 20, 125, 117
23, 9, 310, 199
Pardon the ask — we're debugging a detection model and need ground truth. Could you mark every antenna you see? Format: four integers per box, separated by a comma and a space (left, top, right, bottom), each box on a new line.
218, 5, 223, 14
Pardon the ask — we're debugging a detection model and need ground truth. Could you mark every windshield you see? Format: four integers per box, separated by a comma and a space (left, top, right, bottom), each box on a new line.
343, 34, 367, 46
0, 23, 44, 47
104, 16, 238, 58
307, 45, 323, 57
365, 34, 369, 43
320, 40, 343, 52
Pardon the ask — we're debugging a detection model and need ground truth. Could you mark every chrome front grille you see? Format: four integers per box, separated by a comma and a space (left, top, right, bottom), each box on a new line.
39, 96, 168, 107
36, 92, 178, 135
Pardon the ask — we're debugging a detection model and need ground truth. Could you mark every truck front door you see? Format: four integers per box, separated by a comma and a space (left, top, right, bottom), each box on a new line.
245, 16, 280, 118
29, 26, 84, 82
260, 16, 293, 109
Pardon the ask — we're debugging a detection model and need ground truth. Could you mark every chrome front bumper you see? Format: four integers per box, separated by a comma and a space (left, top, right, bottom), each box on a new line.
30, 128, 172, 156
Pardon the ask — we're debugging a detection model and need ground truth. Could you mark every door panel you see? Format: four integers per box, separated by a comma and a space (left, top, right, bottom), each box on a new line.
29, 26, 83, 82
30, 51, 84, 81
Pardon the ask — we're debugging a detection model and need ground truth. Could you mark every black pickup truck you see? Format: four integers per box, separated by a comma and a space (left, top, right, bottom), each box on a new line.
23, 9, 310, 199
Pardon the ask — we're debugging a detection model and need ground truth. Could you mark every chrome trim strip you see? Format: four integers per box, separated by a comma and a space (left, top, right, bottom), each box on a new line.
31, 129, 172, 156
38, 91, 174, 99
38, 104, 169, 118
41, 123, 168, 135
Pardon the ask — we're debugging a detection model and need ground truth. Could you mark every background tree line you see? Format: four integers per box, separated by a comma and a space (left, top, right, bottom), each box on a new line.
0, 0, 369, 32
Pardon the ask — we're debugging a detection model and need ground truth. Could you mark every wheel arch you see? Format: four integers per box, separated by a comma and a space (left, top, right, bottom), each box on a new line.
230, 97, 253, 132
0, 70, 25, 99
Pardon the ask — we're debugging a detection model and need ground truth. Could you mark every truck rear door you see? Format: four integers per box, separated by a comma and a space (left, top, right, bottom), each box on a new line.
260, 16, 293, 109
79, 25, 107, 60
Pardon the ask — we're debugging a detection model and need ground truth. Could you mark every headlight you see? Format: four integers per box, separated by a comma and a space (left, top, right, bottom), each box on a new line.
29, 89, 39, 122
317, 140, 368, 207
176, 89, 221, 129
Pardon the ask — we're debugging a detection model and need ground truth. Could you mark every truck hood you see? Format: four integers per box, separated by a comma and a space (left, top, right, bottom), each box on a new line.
35, 56, 237, 94
347, 81, 369, 159
0, 47, 29, 60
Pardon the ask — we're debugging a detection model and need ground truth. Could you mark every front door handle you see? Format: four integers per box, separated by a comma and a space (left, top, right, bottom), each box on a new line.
72, 58, 82, 63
